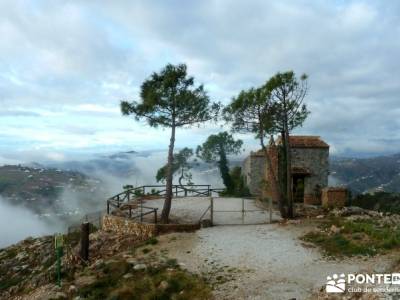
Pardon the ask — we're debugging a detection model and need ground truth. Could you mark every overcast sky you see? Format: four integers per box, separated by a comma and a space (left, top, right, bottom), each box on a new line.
0, 0, 399, 163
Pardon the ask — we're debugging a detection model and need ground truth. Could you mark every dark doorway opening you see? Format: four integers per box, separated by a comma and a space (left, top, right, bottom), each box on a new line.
292, 175, 306, 203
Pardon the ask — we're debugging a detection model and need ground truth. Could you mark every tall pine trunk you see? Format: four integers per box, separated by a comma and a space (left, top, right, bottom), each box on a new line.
282, 94, 294, 219
161, 124, 176, 223
284, 130, 293, 218
281, 130, 293, 218
260, 136, 286, 218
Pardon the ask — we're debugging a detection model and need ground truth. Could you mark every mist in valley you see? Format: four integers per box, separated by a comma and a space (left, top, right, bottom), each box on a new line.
0, 196, 64, 248
0, 149, 225, 247
48, 150, 224, 195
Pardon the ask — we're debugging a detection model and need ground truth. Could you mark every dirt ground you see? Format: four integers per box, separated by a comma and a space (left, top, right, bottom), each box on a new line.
152, 221, 396, 300
142, 197, 397, 299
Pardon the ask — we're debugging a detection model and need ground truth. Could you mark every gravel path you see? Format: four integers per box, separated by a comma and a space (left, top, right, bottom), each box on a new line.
154, 222, 395, 300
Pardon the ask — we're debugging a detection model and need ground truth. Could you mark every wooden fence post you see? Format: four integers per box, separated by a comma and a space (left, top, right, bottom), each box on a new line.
80, 222, 90, 263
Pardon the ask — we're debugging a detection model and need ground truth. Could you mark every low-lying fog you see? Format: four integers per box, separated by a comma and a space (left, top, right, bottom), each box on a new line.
0, 196, 64, 248
0, 150, 224, 248
0, 149, 343, 248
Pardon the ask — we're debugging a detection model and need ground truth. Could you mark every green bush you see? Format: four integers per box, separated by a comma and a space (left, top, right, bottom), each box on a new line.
145, 237, 159, 245
220, 166, 251, 197
352, 192, 400, 214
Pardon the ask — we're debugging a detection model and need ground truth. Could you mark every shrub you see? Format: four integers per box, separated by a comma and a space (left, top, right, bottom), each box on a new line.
220, 166, 251, 197
145, 237, 159, 245
352, 192, 400, 214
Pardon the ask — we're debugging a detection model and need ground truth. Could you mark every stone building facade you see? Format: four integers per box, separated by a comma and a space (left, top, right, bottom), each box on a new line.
242, 136, 329, 205
242, 151, 267, 196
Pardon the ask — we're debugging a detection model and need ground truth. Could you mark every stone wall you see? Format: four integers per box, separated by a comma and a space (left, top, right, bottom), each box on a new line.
322, 187, 347, 208
291, 148, 329, 205
102, 215, 201, 238
243, 147, 329, 202
242, 153, 266, 196
102, 215, 156, 241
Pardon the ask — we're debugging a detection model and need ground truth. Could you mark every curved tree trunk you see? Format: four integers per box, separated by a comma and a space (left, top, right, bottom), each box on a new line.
161, 124, 176, 223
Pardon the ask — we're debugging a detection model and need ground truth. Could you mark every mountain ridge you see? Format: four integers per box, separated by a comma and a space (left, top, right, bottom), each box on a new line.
330, 152, 400, 194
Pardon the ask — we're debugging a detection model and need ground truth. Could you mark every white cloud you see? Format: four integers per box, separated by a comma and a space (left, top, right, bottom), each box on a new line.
65, 104, 120, 114
0, 0, 399, 157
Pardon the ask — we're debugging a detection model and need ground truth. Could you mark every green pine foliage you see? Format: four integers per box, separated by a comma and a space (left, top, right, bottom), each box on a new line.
196, 132, 243, 194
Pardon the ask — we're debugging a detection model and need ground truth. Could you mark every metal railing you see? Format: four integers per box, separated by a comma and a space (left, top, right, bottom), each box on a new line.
106, 184, 227, 213
106, 184, 216, 212
106, 185, 228, 224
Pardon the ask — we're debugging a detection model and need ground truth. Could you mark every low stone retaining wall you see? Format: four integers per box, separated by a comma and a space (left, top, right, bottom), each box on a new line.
102, 215, 200, 238
102, 215, 156, 241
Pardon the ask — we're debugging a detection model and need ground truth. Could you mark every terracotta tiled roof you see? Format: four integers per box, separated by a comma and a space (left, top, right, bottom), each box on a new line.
250, 135, 329, 157
276, 136, 329, 149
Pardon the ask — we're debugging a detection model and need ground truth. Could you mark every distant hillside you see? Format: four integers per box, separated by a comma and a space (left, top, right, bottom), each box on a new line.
0, 165, 105, 217
42, 149, 223, 186
330, 153, 400, 194
107, 150, 137, 159
0, 149, 223, 215
44, 150, 141, 178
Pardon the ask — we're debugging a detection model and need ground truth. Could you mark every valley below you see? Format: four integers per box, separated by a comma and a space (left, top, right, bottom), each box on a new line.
2, 149, 400, 248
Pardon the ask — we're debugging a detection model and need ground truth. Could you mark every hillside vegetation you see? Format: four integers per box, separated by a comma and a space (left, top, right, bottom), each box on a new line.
330, 153, 400, 194
302, 208, 400, 257
351, 192, 400, 214
0, 230, 212, 300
